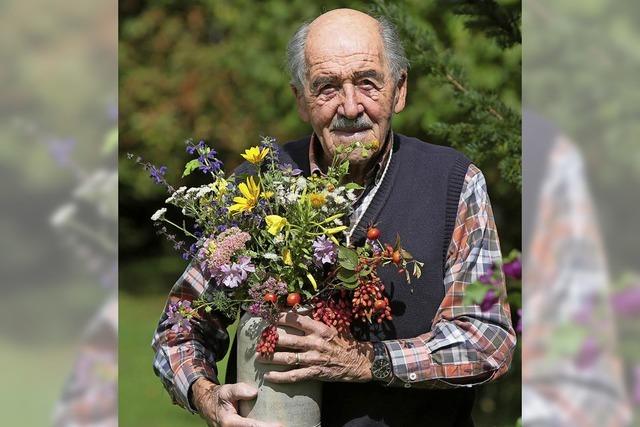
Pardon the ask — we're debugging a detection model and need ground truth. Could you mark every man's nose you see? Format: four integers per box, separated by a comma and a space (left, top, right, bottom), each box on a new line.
337, 84, 364, 119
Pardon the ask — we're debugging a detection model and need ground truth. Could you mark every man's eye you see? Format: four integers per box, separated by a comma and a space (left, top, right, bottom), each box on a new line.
319, 85, 336, 95
359, 80, 376, 89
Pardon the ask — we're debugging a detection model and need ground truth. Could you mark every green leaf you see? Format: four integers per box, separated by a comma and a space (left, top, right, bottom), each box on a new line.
463, 281, 490, 305
182, 159, 201, 177
344, 182, 364, 191
338, 246, 358, 270
337, 268, 358, 286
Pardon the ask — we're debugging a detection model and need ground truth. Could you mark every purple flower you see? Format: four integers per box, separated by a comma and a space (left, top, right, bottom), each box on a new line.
611, 286, 640, 317
368, 239, 382, 255
503, 257, 522, 280
312, 235, 337, 267
166, 300, 194, 333
149, 165, 167, 184
216, 256, 255, 288
478, 265, 497, 285
279, 163, 303, 176
480, 288, 499, 312
515, 308, 522, 333
575, 336, 600, 369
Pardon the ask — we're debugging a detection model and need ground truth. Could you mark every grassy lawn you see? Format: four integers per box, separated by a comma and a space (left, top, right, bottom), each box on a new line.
119, 292, 236, 427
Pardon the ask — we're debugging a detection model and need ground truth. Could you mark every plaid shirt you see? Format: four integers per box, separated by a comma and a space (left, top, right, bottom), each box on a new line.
151, 139, 516, 412
522, 137, 631, 426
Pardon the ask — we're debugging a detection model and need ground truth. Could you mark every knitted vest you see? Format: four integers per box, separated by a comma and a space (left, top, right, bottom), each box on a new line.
231, 133, 474, 426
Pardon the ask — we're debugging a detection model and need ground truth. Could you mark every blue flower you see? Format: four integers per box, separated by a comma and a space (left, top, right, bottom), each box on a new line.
149, 165, 167, 184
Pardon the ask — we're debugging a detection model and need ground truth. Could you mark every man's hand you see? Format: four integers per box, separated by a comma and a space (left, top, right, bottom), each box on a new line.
191, 378, 282, 427
259, 312, 374, 383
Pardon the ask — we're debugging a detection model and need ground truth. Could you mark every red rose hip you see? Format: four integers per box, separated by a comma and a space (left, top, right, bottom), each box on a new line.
374, 299, 387, 311
286, 292, 301, 307
367, 227, 381, 240
264, 293, 277, 303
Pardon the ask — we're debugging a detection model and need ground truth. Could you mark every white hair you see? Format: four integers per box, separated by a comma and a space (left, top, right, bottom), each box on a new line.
286, 15, 409, 91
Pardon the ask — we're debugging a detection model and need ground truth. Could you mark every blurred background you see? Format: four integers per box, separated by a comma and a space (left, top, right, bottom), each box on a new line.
0, 0, 117, 425
119, 1, 521, 426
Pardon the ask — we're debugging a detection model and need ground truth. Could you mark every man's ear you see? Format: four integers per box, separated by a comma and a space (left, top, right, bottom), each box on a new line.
291, 84, 310, 122
393, 72, 408, 114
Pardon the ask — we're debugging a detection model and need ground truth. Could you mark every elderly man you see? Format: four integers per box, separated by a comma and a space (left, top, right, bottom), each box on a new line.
152, 8, 515, 427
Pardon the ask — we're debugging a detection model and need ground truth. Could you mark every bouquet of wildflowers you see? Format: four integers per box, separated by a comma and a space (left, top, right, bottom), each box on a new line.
133, 137, 422, 355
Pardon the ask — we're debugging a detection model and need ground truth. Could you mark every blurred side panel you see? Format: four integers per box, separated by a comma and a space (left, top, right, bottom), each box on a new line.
0, 0, 117, 425
523, 0, 640, 425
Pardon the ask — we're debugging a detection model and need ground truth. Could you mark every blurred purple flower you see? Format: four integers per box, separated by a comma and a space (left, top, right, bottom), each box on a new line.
312, 235, 337, 267
515, 308, 522, 333
611, 286, 640, 317
480, 288, 499, 312
45, 138, 76, 167
149, 165, 167, 184
575, 336, 600, 369
479, 266, 499, 285
503, 257, 522, 280
633, 365, 640, 405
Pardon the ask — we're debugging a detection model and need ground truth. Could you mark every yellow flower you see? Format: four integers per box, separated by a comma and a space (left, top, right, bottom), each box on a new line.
282, 248, 293, 266
240, 146, 270, 164
262, 191, 274, 199
309, 193, 326, 208
229, 176, 261, 213
265, 215, 288, 235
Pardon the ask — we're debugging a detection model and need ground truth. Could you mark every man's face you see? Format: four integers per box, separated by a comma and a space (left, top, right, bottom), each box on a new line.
293, 12, 407, 164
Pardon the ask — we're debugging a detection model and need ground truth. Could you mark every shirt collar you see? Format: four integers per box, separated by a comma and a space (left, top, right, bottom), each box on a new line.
308, 130, 394, 187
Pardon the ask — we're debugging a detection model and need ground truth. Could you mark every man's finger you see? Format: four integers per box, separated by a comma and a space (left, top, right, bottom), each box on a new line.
277, 311, 333, 337
264, 366, 321, 383
222, 413, 283, 427
275, 332, 314, 350
222, 382, 259, 401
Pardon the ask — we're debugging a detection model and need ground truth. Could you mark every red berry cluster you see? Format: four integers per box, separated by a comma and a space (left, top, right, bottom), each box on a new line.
352, 275, 392, 324
256, 324, 278, 357
312, 294, 352, 333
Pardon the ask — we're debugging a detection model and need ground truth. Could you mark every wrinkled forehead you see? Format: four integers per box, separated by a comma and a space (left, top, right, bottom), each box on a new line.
305, 21, 387, 76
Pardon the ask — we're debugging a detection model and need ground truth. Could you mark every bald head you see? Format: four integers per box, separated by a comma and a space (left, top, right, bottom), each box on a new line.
286, 9, 408, 91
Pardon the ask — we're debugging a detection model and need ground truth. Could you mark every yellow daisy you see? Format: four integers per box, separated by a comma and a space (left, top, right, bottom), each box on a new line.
229, 176, 261, 213
240, 146, 270, 164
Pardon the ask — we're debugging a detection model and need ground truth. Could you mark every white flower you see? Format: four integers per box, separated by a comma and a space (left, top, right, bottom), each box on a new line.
346, 190, 357, 201
285, 192, 299, 204
334, 195, 346, 205
295, 176, 307, 190
151, 207, 167, 221
51, 203, 76, 227
196, 186, 213, 198
263, 253, 279, 261
334, 218, 343, 226
273, 234, 285, 245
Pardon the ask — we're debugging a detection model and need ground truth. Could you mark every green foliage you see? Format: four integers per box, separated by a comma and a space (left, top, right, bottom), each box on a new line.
373, 0, 521, 190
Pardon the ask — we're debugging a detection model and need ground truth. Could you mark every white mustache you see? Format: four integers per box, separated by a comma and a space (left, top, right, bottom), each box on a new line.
330, 114, 373, 131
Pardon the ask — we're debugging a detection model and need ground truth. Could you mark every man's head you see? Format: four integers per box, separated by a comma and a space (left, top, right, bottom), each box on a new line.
287, 9, 408, 164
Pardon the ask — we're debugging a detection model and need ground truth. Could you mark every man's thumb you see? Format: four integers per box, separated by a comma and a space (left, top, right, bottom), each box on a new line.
227, 382, 259, 401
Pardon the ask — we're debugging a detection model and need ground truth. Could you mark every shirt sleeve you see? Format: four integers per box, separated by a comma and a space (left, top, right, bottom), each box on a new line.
382, 163, 517, 388
151, 263, 233, 413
